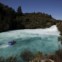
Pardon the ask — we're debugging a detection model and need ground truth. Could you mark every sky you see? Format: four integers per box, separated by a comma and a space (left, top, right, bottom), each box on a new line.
0, 0, 62, 20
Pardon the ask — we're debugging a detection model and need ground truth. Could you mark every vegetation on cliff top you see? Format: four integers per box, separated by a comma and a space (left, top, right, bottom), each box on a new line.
0, 3, 62, 32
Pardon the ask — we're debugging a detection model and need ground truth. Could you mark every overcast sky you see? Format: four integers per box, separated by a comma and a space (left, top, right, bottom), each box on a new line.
0, 0, 62, 20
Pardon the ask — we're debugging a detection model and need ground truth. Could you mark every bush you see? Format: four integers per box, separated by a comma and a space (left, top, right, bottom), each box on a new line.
20, 50, 34, 62
6, 56, 17, 62
0, 57, 5, 62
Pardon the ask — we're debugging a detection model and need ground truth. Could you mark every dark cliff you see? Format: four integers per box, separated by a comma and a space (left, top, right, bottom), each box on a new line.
0, 3, 62, 34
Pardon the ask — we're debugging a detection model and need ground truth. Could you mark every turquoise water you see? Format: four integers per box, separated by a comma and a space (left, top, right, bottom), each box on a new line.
0, 25, 61, 62
0, 32, 59, 57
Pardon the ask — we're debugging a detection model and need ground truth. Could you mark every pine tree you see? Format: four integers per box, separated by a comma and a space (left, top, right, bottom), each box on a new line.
17, 6, 23, 16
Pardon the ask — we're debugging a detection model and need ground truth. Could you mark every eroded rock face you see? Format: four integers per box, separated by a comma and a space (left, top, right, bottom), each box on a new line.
42, 59, 54, 62
29, 56, 54, 62
0, 23, 9, 32
49, 49, 62, 62
29, 50, 62, 62
56, 22, 62, 35
29, 52, 55, 62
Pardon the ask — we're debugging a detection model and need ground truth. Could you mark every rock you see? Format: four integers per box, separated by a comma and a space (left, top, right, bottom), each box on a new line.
8, 40, 16, 45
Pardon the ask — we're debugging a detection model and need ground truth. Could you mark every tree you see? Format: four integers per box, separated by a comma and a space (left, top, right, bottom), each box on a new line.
17, 6, 23, 16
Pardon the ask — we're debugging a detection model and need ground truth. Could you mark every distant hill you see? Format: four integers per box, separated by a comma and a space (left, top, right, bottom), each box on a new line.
0, 2, 62, 34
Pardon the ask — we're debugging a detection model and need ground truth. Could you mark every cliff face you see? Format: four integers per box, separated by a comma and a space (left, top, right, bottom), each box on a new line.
0, 12, 62, 33
21, 50, 62, 62
56, 22, 62, 35
21, 13, 56, 29
0, 3, 62, 33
